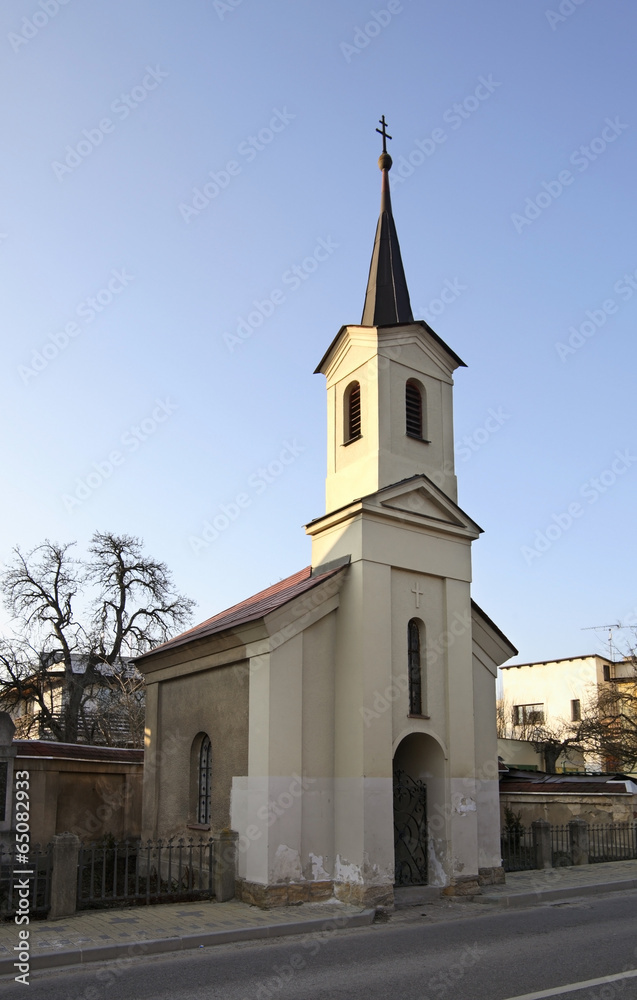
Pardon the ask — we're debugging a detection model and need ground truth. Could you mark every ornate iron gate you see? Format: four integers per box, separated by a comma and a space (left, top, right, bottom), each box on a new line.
393, 769, 428, 886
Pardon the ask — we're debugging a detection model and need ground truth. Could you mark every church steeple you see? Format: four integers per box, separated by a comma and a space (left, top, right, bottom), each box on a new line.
361, 117, 414, 327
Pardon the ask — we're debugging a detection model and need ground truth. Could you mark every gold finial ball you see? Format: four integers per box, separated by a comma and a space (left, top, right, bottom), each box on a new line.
378, 151, 393, 172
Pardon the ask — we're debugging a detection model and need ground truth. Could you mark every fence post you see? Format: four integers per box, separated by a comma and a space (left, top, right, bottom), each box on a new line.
48, 833, 80, 920
214, 830, 238, 902
568, 818, 589, 865
532, 820, 552, 869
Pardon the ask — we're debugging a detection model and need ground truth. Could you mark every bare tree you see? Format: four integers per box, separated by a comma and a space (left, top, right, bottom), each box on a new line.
576, 677, 637, 772
0, 532, 195, 745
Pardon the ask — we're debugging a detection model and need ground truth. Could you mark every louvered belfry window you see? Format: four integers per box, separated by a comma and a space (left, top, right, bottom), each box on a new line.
198, 735, 212, 825
408, 619, 422, 716
347, 382, 361, 441
406, 380, 422, 438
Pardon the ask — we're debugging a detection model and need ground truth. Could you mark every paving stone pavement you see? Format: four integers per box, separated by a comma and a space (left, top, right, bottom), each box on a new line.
1, 860, 637, 975
479, 858, 637, 904
0, 897, 374, 974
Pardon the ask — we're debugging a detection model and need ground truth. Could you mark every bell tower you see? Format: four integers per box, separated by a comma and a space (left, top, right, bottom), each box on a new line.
315, 118, 465, 515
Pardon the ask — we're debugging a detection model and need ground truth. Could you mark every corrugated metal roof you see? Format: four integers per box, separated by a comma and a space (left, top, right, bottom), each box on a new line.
501, 779, 630, 795
500, 769, 633, 795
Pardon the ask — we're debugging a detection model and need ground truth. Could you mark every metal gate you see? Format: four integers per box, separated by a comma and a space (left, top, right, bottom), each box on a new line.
393, 769, 428, 886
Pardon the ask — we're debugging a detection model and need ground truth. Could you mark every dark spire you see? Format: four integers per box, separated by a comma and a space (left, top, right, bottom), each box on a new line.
361, 116, 414, 327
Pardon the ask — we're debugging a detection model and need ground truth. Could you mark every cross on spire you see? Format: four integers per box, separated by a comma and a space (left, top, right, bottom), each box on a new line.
376, 115, 392, 154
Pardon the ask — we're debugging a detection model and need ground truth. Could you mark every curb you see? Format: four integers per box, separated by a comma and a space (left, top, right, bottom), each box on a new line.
0, 908, 376, 977
477, 876, 637, 908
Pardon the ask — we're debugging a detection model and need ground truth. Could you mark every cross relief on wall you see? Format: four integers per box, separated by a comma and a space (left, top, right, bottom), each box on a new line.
411, 581, 423, 609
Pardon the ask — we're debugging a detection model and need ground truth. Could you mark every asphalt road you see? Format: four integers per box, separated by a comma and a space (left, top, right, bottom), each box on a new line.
5, 889, 637, 1000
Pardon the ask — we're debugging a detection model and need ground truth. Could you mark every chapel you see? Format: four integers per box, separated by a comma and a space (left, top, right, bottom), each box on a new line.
136, 121, 517, 907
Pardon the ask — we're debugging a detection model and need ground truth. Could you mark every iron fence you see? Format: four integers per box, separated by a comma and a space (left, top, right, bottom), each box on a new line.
500, 826, 535, 872
502, 821, 637, 872
550, 825, 571, 867
0, 843, 52, 919
76, 837, 215, 909
588, 823, 637, 864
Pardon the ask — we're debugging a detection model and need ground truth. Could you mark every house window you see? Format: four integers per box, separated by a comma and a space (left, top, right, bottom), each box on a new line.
571, 699, 581, 722
198, 735, 212, 825
603, 664, 611, 681
512, 704, 544, 726
408, 619, 423, 716
344, 382, 361, 442
405, 380, 423, 438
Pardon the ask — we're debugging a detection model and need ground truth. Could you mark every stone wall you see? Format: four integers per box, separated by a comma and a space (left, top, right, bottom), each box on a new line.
500, 791, 637, 826
0, 715, 143, 847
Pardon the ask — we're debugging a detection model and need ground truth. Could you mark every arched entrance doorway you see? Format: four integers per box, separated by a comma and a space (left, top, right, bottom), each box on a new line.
393, 732, 446, 887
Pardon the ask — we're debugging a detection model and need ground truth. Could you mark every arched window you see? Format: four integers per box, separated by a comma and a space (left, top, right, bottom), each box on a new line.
408, 619, 422, 716
345, 381, 361, 442
406, 380, 425, 439
198, 735, 212, 825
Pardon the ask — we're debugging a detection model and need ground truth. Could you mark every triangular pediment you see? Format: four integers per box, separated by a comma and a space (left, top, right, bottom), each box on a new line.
369, 475, 482, 538
381, 486, 464, 524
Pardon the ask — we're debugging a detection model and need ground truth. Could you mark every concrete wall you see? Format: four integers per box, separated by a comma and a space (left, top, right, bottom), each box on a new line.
143, 658, 249, 842
6, 754, 142, 846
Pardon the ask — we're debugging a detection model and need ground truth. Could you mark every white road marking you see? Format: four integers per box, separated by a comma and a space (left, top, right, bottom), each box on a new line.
503, 967, 637, 999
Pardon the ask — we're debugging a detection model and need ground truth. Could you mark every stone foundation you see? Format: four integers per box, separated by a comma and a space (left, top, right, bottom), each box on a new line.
235, 878, 333, 908
478, 865, 505, 886
441, 874, 481, 897
334, 881, 394, 908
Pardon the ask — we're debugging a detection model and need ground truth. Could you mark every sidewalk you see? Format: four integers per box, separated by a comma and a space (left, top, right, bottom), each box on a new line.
0, 898, 374, 977
2, 860, 637, 977
478, 858, 637, 907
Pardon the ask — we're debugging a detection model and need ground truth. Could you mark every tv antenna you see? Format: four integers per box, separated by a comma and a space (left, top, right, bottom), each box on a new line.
581, 623, 630, 662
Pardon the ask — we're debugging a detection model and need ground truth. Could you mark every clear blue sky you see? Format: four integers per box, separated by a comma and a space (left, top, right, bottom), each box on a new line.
1, 0, 635, 664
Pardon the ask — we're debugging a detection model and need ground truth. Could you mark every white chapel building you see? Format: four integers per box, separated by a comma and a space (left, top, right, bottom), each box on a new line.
136, 131, 517, 907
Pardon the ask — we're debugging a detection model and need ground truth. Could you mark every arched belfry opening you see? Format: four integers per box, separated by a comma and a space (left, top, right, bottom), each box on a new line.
344, 381, 361, 442
405, 379, 426, 440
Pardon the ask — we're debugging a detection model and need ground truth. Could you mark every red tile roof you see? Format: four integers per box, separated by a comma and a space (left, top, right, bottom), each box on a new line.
137, 563, 345, 659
